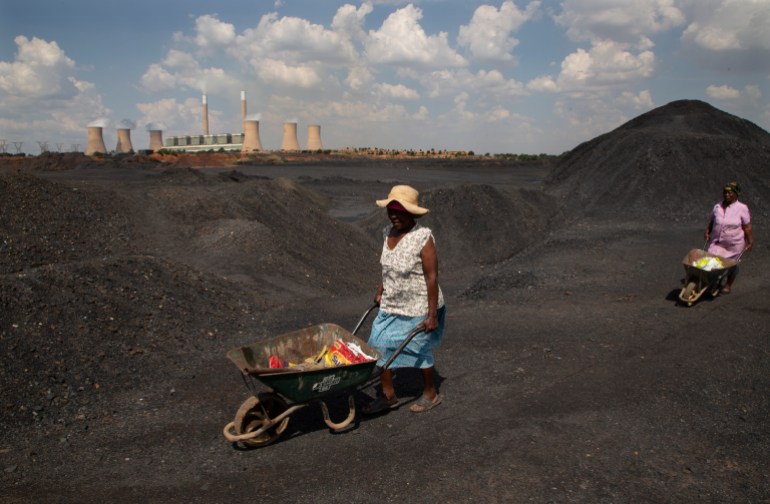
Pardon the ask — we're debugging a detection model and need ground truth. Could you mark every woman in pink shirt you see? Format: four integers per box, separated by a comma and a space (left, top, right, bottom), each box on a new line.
704, 182, 754, 294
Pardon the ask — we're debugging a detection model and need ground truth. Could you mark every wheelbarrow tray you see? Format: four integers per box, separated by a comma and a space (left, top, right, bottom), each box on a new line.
226, 323, 380, 403
682, 248, 737, 284
678, 249, 738, 305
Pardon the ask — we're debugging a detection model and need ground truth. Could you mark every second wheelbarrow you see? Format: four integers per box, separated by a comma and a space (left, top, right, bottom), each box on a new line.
678, 248, 739, 306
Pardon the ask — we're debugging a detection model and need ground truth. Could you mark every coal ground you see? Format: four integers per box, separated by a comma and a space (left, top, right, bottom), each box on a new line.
1, 100, 769, 503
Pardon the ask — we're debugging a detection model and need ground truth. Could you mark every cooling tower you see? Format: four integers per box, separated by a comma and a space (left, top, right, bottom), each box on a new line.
115, 128, 133, 153
202, 94, 209, 136
241, 120, 262, 152
240, 90, 247, 121
85, 126, 107, 155
306, 124, 323, 150
148, 130, 164, 151
280, 122, 300, 151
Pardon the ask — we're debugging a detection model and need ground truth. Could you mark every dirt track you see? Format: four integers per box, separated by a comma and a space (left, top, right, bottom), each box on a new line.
1, 100, 769, 503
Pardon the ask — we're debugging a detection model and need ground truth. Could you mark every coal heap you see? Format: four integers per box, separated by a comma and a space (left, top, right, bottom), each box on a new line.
0, 168, 380, 433
547, 100, 770, 222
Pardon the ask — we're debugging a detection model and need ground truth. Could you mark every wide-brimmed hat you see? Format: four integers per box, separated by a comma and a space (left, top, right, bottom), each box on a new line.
376, 185, 429, 216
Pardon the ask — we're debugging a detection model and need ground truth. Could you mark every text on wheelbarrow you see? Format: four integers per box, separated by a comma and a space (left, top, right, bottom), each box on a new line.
312, 374, 341, 393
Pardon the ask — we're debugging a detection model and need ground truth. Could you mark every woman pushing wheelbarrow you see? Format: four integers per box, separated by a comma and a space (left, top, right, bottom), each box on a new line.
679, 182, 754, 306
362, 185, 447, 415
222, 185, 446, 447
703, 182, 754, 294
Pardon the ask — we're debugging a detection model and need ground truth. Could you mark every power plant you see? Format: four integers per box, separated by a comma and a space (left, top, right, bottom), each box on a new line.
306, 125, 323, 150
84, 90, 325, 154
85, 126, 107, 155
241, 120, 262, 152
148, 130, 164, 151
202, 94, 209, 136
115, 128, 133, 153
280, 122, 300, 151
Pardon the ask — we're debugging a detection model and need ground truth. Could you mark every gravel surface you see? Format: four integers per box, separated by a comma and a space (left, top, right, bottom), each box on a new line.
1, 100, 769, 503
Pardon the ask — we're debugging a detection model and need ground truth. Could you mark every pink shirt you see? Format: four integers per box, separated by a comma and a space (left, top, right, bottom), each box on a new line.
708, 200, 750, 259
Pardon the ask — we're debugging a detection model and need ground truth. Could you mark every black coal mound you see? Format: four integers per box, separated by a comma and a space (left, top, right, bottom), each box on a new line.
547, 100, 770, 222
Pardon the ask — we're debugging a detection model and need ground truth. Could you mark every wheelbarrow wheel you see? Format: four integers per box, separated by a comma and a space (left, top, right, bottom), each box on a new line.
234, 393, 290, 447
680, 281, 697, 306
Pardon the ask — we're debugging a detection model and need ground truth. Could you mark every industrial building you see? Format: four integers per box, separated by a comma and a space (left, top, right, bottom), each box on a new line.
84, 91, 324, 155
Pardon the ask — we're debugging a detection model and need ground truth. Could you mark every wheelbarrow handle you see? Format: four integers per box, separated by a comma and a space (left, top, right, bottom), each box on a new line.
351, 303, 425, 372
351, 303, 379, 336
381, 325, 425, 371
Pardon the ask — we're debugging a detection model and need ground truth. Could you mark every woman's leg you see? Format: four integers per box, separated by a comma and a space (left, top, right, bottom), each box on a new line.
380, 369, 396, 400
421, 367, 437, 400
723, 274, 735, 293
722, 264, 738, 293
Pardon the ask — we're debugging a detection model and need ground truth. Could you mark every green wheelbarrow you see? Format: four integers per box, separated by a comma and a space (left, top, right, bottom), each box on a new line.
222, 305, 422, 448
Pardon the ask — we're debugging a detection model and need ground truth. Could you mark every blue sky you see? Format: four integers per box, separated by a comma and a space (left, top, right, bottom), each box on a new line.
1, 0, 769, 155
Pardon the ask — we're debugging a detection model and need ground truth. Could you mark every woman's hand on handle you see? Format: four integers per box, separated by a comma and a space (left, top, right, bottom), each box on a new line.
421, 314, 439, 332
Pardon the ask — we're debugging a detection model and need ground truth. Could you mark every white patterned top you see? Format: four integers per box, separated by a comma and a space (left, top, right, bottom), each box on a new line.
379, 223, 445, 317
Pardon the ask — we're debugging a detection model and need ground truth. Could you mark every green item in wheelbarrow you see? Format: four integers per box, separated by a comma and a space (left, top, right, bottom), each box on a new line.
226, 323, 381, 403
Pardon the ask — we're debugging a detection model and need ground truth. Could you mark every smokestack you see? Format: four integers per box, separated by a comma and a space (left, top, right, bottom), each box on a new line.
202, 94, 209, 136
240, 90, 247, 122
115, 128, 133, 153
148, 130, 164, 151
306, 124, 323, 150
280, 122, 300, 151
241, 120, 262, 152
85, 126, 107, 155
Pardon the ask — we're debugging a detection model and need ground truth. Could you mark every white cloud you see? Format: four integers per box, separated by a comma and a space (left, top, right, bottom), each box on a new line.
195, 15, 236, 52
682, 0, 770, 51
704, 82, 765, 126
530, 40, 656, 91
554, 0, 686, 45
234, 12, 358, 66
553, 95, 631, 138
140, 49, 236, 94
617, 89, 654, 109
256, 58, 322, 88
373, 82, 419, 100
0, 36, 76, 97
140, 64, 178, 92
136, 97, 223, 135
527, 75, 559, 92
345, 65, 374, 91
486, 107, 511, 122
365, 4, 467, 68
0, 35, 111, 150
164, 49, 201, 71
421, 68, 526, 100
332, 2, 373, 42
706, 84, 741, 100
458, 0, 541, 61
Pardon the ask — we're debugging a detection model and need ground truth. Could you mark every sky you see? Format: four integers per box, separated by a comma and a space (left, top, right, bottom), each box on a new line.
1, 0, 769, 155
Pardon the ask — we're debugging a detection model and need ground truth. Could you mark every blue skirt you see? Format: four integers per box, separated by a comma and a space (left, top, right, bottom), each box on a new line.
368, 306, 446, 369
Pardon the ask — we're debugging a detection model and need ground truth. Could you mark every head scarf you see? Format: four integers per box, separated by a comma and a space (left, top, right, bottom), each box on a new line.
723, 182, 741, 195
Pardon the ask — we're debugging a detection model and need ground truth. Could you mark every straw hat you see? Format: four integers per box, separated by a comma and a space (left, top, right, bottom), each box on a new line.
376, 185, 429, 216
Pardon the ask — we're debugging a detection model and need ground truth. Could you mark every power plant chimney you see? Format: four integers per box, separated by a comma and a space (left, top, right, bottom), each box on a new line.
240, 90, 247, 122
306, 124, 323, 150
280, 122, 300, 151
241, 120, 262, 152
202, 94, 209, 136
85, 126, 107, 155
148, 130, 164, 151
115, 128, 133, 153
